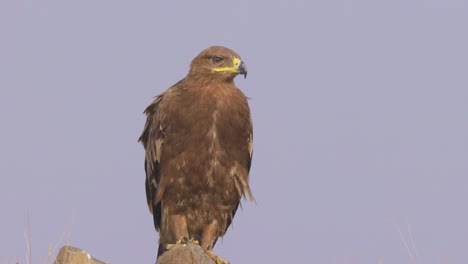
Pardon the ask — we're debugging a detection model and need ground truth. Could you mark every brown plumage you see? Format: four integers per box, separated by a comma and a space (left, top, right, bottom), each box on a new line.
139, 46, 253, 263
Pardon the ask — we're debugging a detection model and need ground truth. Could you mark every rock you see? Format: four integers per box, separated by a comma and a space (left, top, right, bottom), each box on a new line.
54, 246, 107, 264
53, 243, 219, 264
156, 243, 216, 264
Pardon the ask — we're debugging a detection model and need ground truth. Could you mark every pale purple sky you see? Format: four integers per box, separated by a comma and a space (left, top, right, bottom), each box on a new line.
1, 1, 468, 263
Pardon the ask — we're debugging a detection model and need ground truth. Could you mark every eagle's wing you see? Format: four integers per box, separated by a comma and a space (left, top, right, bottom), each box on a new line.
139, 94, 165, 231
218, 117, 254, 245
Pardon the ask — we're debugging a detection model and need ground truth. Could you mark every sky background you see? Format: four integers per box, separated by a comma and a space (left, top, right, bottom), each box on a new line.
1, 0, 468, 263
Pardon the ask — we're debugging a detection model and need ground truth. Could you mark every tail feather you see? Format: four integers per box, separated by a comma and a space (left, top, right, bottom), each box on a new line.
157, 243, 165, 258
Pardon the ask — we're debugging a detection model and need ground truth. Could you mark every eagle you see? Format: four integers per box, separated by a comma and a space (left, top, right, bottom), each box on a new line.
139, 46, 254, 264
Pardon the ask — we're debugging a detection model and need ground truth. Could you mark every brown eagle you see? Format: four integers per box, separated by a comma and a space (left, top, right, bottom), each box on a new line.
139, 46, 253, 264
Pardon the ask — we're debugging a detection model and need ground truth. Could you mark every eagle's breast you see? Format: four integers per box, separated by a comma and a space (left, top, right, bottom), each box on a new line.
161, 84, 248, 215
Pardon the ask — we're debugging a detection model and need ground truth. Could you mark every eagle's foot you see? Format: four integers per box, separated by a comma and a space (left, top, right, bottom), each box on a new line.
189, 237, 200, 246
164, 236, 190, 250
205, 250, 230, 264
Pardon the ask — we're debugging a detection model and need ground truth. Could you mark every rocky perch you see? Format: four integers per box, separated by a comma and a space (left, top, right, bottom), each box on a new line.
54, 244, 217, 264
54, 246, 106, 264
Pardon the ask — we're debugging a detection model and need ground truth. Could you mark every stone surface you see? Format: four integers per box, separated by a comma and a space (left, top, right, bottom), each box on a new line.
54, 246, 107, 264
156, 243, 216, 264
53, 244, 220, 264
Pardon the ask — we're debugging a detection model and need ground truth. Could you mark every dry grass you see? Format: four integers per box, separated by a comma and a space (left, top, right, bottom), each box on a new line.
23, 212, 31, 264
387, 211, 422, 264
15, 212, 72, 264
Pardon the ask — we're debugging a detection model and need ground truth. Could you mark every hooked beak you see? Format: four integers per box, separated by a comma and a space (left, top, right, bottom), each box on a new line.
213, 57, 248, 79
238, 60, 247, 79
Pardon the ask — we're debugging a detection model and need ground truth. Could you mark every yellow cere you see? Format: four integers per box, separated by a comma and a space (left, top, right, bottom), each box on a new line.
213, 58, 242, 73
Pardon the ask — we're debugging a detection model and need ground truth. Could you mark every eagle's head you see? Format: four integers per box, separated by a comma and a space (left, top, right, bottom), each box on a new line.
189, 46, 247, 81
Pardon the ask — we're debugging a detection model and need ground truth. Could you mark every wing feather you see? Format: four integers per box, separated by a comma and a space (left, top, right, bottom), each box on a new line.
139, 95, 164, 230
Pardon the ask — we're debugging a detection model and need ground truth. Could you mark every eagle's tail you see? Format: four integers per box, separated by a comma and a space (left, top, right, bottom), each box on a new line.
157, 243, 166, 258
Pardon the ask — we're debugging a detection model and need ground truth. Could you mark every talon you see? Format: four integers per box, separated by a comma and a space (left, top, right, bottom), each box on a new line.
205, 250, 230, 264
189, 237, 200, 246
164, 236, 190, 250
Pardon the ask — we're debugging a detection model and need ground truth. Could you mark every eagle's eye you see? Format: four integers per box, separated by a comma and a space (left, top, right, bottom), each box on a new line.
211, 56, 224, 64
